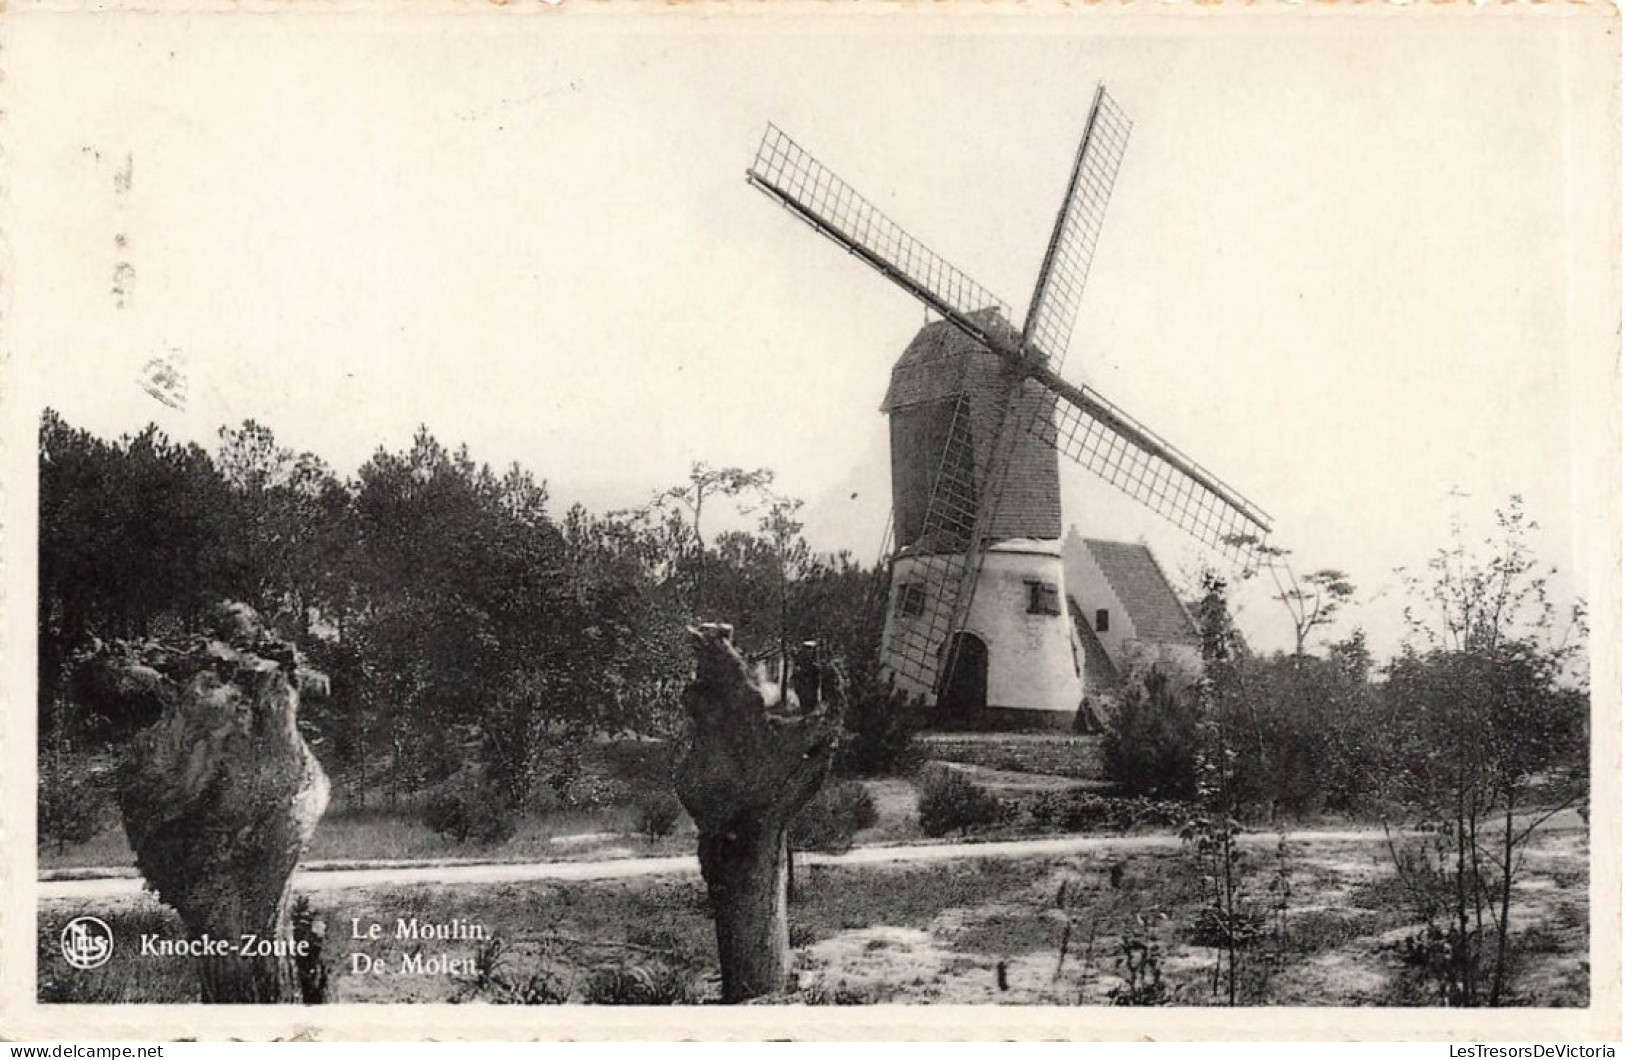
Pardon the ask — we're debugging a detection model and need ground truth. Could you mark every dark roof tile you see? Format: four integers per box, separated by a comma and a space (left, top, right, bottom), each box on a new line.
1082, 539, 1198, 646
1068, 598, 1121, 692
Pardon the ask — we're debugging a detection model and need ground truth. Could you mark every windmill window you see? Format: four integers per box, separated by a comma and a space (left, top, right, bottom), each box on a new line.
1026, 581, 1061, 616
1095, 609, 1110, 633
896, 582, 926, 618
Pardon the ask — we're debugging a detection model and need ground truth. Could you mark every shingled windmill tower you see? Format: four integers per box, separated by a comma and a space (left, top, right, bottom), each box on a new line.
748, 85, 1273, 728
880, 312, 1083, 726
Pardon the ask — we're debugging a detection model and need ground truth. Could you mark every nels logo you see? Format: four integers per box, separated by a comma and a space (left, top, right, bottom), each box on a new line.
60, 916, 114, 970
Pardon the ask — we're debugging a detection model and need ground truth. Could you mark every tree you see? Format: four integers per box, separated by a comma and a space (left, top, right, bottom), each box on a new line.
40, 412, 242, 741
1380, 496, 1588, 1006
1328, 628, 1374, 683
1191, 571, 1267, 812
1398, 494, 1584, 660
94, 604, 330, 1002
1189, 568, 1387, 819
557, 504, 692, 737
216, 420, 344, 631
674, 624, 837, 1002
1381, 645, 1585, 1005
647, 462, 776, 553
40, 410, 886, 870
1184, 573, 1278, 1004
758, 496, 808, 688
1102, 663, 1202, 801
1242, 542, 1356, 658
334, 426, 591, 805
1241, 652, 1381, 815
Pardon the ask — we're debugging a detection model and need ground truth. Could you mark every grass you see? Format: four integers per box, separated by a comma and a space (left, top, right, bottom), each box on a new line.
40, 803, 699, 873
39, 828, 1590, 1005
853, 778, 920, 844
1282, 909, 1385, 957
42, 775, 923, 876
41, 737, 700, 871
916, 732, 1109, 784
37, 827, 136, 872
37, 742, 1197, 876
38, 903, 196, 1004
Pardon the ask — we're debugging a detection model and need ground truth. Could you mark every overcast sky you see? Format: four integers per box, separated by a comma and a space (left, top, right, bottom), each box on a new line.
6, 8, 1616, 660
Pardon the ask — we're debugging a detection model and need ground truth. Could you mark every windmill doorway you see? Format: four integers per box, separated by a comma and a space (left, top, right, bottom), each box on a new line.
936, 632, 988, 728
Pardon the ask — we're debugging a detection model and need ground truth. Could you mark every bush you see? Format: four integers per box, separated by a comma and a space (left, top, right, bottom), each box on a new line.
916, 768, 1004, 837
558, 771, 629, 811
914, 733, 1107, 782
787, 922, 822, 950
1189, 906, 1267, 950
1108, 915, 1171, 1006
580, 960, 702, 1005
1229, 652, 1387, 816
836, 668, 924, 777
1014, 790, 1190, 835
422, 767, 518, 845
792, 979, 892, 1005
38, 756, 113, 853
290, 896, 329, 1004
790, 780, 879, 854
634, 792, 684, 843
456, 939, 571, 1005
1103, 666, 1201, 801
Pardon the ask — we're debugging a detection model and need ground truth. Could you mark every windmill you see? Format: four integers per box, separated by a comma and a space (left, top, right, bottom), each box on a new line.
747, 84, 1273, 726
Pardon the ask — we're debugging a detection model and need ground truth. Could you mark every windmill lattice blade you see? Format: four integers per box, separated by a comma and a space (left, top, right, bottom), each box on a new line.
1030, 374, 1273, 559
886, 552, 976, 692
748, 124, 1012, 345
883, 393, 980, 691
1022, 88, 1131, 371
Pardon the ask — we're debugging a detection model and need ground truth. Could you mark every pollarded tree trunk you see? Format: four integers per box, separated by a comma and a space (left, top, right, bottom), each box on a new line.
84, 603, 331, 1004
675, 624, 836, 1003
192, 882, 303, 1005
696, 817, 792, 1000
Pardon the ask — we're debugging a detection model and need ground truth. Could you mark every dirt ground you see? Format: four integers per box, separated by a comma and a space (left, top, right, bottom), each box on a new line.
38, 826, 1588, 1006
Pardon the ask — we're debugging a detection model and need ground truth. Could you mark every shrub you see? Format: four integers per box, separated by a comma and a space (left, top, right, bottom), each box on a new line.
456, 939, 571, 1005
837, 668, 924, 777
38, 754, 112, 853
1015, 790, 1191, 834
529, 728, 633, 810
580, 960, 701, 1005
559, 771, 629, 812
1103, 666, 1201, 801
916, 768, 1004, 837
790, 780, 879, 854
1108, 914, 1171, 1006
794, 979, 892, 1005
1189, 906, 1267, 950
634, 792, 684, 843
422, 767, 518, 845
290, 896, 329, 1004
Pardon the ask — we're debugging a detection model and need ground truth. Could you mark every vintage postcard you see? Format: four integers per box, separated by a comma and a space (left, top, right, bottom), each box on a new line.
0, 1, 1618, 1042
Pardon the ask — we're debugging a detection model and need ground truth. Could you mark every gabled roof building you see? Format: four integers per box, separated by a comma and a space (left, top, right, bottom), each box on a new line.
1061, 530, 1201, 696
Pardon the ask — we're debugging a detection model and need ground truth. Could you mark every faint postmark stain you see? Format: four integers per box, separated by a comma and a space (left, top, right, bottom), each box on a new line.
111, 152, 135, 307
138, 352, 187, 410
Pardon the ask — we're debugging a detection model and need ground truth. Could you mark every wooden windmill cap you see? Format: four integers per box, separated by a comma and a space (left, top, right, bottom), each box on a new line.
880, 308, 1017, 413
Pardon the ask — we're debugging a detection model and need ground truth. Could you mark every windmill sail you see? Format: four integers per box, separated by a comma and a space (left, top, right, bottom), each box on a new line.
926, 86, 1134, 674
1014, 87, 1270, 554
747, 124, 1013, 350
1027, 370, 1273, 554
746, 89, 1272, 703
1022, 85, 1132, 373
